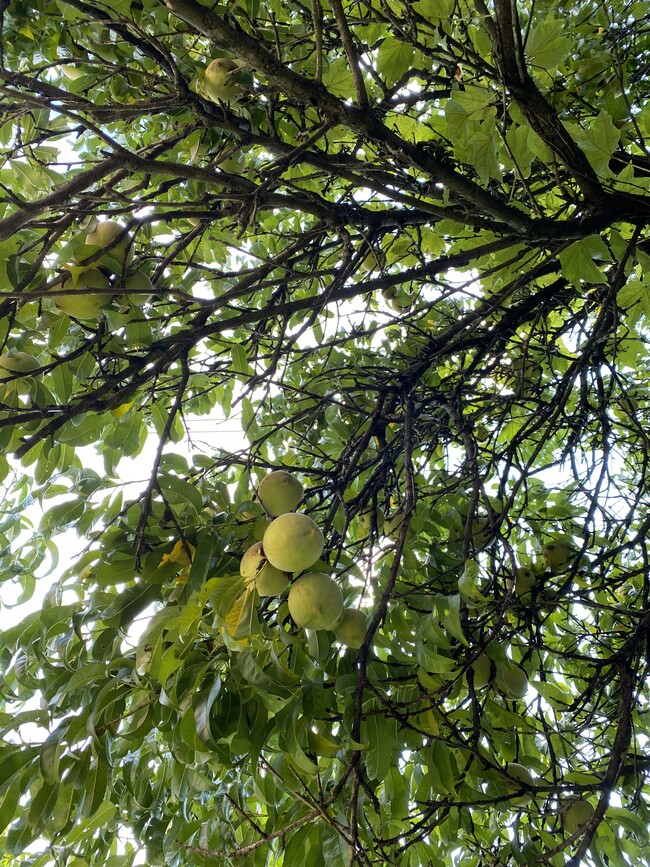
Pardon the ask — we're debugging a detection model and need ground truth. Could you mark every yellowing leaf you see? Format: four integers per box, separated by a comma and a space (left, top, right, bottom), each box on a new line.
110, 402, 133, 418
160, 539, 196, 568
219, 588, 255, 644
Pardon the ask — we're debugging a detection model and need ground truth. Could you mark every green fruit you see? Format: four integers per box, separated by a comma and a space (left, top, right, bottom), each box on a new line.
504, 762, 535, 804
334, 608, 368, 648
57, 267, 112, 319
257, 470, 303, 516
239, 541, 290, 597
389, 292, 412, 312
288, 572, 343, 630
496, 664, 529, 699
469, 653, 493, 689
384, 509, 408, 541
358, 507, 384, 533
203, 58, 244, 103
542, 543, 574, 571
563, 798, 594, 834
84, 220, 134, 273
122, 270, 154, 306
515, 566, 535, 594
0, 351, 39, 383
262, 512, 324, 573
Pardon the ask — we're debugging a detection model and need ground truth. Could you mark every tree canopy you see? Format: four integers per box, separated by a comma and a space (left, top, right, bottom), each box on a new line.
1, 0, 650, 864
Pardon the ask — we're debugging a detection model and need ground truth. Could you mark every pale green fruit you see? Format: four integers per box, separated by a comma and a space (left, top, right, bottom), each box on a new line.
239, 541, 290, 597
84, 220, 134, 273
515, 566, 535, 594
469, 653, 493, 689
389, 292, 412, 312
334, 608, 368, 648
257, 470, 303, 516
262, 512, 324, 573
122, 270, 154, 306
359, 246, 384, 275
358, 507, 384, 533
57, 268, 112, 319
203, 58, 244, 103
564, 798, 594, 834
0, 351, 39, 382
384, 509, 407, 541
542, 543, 574, 571
504, 762, 535, 804
495, 664, 529, 699
288, 572, 343, 630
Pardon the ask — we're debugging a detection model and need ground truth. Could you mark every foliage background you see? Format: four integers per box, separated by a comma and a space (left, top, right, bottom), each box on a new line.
1, 0, 650, 864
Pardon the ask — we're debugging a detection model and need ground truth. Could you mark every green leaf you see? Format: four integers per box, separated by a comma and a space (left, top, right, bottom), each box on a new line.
377, 39, 415, 87
525, 17, 573, 72
558, 235, 611, 286
574, 111, 621, 177
57, 413, 108, 446
363, 710, 396, 781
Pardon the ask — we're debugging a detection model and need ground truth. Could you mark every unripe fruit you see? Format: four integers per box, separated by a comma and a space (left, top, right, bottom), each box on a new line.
239, 541, 290, 597
358, 507, 384, 533
0, 351, 39, 381
504, 762, 535, 804
288, 572, 343, 630
470, 653, 493, 689
203, 58, 244, 103
257, 470, 303, 516
515, 566, 535, 594
563, 798, 594, 834
122, 270, 154, 306
262, 512, 324, 573
84, 220, 134, 272
496, 664, 529, 699
334, 608, 367, 648
57, 268, 112, 319
542, 543, 574, 571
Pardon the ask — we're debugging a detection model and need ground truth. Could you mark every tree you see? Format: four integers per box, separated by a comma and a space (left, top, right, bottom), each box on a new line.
0, 0, 649, 863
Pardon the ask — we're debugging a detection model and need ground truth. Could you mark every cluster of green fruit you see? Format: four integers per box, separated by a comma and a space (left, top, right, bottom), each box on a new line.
56, 220, 153, 320
239, 471, 368, 648
469, 648, 529, 699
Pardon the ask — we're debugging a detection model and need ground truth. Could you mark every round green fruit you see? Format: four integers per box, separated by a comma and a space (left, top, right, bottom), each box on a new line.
0, 351, 39, 382
121, 270, 154, 306
288, 572, 343, 630
84, 220, 134, 273
262, 512, 324, 573
564, 798, 594, 834
515, 566, 535, 594
495, 664, 529, 699
358, 507, 384, 533
57, 268, 112, 319
389, 292, 413, 312
334, 608, 368, 648
257, 470, 303, 516
542, 542, 574, 571
239, 541, 290, 597
203, 58, 244, 103
384, 509, 407, 542
504, 762, 535, 804
469, 653, 493, 690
